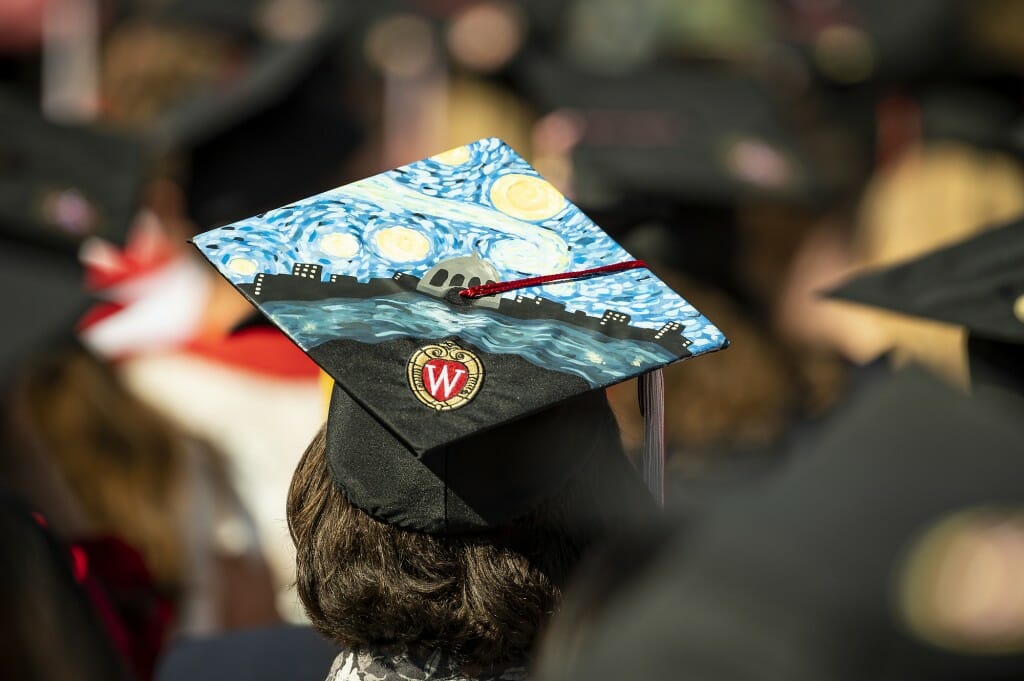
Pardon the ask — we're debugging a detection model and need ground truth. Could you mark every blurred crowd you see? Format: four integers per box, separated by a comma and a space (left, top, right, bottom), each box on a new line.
1, 1, 1023, 680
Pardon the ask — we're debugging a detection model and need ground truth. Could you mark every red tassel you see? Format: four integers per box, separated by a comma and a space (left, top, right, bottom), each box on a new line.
459, 260, 648, 299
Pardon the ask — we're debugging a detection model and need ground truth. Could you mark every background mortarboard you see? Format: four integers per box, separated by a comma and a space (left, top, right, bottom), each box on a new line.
111, 0, 364, 229
541, 369, 1024, 681
0, 239, 90, 389
0, 91, 143, 383
827, 215, 1024, 399
193, 137, 727, 532
917, 85, 1024, 157
0, 88, 147, 252
518, 55, 821, 209
776, 0, 968, 86
514, 53, 826, 298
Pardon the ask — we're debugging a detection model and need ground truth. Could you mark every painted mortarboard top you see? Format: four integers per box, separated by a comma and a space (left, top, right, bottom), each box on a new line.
0, 89, 147, 252
827, 215, 1024, 344
193, 138, 727, 531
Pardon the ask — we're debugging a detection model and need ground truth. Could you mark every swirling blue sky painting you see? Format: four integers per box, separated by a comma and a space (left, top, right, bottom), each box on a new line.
193, 138, 727, 377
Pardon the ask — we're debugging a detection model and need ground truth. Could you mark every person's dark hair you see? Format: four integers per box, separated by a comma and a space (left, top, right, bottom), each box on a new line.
287, 394, 632, 668
6, 347, 191, 596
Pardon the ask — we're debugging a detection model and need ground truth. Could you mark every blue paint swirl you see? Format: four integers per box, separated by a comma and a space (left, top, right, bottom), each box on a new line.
265, 294, 677, 388
193, 138, 728, 355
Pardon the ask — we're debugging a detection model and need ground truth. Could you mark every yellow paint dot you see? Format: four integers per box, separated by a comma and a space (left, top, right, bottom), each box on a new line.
375, 226, 431, 262
228, 258, 258, 276
320, 232, 360, 258
1014, 294, 1024, 325
489, 173, 565, 221
431, 145, 471, 165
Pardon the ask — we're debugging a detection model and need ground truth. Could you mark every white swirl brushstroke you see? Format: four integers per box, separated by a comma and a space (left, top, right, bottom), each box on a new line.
329, 174, 571, 274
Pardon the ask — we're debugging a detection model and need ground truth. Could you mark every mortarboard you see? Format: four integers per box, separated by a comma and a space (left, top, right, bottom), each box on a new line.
0, 91, 144, 383
0, 238, 89, 388
518, 55, 820, 208
917, 85, 1024, 157
105, 0, 363, 229
0, 88, 147, 252
778, 0, 959, 85
538, 369, 1024, 681
514, 54, 827, 296
193, 137, 728, 533
827, 215, 1024, 399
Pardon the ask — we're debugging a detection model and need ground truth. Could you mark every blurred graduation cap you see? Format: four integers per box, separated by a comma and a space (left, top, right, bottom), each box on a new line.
0, 240, 89, 387
0, 90, 144, 383
193, 137, 728, 533
519, 55, 820, 208
109, 0, 364, 229
779, 0, 960, 85
828, 215, 1024, 399
541, 369, 1024, 681
916, 85, 1024, 158
0, 89, 146, 252
515, 53, 824, 293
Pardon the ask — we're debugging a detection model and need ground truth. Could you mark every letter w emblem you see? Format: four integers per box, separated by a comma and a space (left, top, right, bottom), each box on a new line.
422, 359, 469, 402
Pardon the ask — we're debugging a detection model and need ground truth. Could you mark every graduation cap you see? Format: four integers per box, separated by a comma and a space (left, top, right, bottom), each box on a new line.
0, 88, 147, 252
828, 215, 1024, 399
193, 137, 728, 533
515, 53, 828, 296
105, 0, 364, 229
0, 91, 142, 383
539, 369, 1024, 681
0, 240, 90, 388
778, 0, 960, 85
917, 86, 1024, 155
517, 54, 822, 208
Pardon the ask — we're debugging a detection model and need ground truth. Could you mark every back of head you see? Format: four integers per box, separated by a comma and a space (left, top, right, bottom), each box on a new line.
287, 390, 642, 669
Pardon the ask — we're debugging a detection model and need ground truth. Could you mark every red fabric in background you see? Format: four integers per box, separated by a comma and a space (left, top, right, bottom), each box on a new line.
185, 326, 321, 379
71, 536, 176, 681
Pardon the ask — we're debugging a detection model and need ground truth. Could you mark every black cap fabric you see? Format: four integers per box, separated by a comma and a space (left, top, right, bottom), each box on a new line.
518, 55, 821, 207
918, 86, 1024, 156
542, 369, 1024, 681
0, 241, 89, 387
0, 89, 147, 251
193, 138, 727, 532
110, 1, 363, 228
0, 93, 135, 383
827, 216, 1024, 344
828, 215, 1024, 398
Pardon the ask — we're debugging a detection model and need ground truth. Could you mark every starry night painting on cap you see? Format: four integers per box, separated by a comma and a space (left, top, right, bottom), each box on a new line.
193, 138, 728, 453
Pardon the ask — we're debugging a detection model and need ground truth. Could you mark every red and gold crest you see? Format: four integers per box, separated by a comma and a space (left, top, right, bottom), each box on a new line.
407, 341, 484, 411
